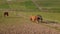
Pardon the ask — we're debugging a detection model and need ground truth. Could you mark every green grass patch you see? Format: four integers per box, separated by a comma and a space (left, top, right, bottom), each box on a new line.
36, 0, 60, 7
21, 1, 37, 9
35, 0, 60, 12
9, 0, 39, 11
0, 4, 9, 9
0, 0, 10, 9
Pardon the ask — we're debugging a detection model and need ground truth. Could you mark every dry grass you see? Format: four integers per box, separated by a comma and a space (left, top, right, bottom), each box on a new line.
0, 21, 60, 34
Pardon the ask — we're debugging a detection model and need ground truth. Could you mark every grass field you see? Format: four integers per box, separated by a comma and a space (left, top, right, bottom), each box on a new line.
34, 0, 60, 12
0, 0, 60, 12
0, 0, 60, 34
0, 11, 60, 34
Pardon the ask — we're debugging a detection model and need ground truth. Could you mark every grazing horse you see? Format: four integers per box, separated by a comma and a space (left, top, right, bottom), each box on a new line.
4, 12, 9, 17
30, 15, 43, 23
37, 15, 43, 22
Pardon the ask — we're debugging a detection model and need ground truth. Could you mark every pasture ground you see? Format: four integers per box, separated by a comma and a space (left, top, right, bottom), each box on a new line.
0, 11, 60, 34
0, 0, 60, 34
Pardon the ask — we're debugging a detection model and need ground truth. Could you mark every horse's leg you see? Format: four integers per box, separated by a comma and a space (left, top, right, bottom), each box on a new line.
7, 13, 8, 16
40, 18, 43, 23
35, 19, 39, 23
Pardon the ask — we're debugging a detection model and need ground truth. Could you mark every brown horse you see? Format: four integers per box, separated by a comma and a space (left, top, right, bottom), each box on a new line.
4, 12, 9, 17
30, 15, 43, 23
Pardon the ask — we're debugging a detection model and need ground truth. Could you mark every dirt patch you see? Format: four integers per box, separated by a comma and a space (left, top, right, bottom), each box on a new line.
39, 20, 60, 31
0, 22, 60, 34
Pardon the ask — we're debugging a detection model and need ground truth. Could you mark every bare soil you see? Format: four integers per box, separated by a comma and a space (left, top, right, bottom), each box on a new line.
0, 21, 60, 34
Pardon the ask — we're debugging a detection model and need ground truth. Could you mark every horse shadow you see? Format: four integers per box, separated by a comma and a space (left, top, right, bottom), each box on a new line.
40, 20, 58, 24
